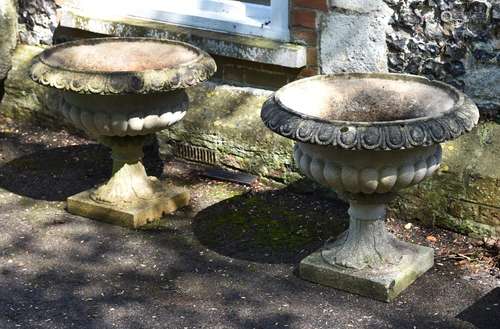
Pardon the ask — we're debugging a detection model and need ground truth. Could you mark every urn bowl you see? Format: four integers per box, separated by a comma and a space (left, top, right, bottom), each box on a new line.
262, 73, 479, 198
30, 37, 216, 138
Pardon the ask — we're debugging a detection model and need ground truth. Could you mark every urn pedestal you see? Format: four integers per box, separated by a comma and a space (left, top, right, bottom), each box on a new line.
30, 37, 216, 228
295, 143, 439, 301
261, 73, 479, 301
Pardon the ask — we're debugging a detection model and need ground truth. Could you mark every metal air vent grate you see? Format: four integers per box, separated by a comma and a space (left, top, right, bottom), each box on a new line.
173, 143, 217, 165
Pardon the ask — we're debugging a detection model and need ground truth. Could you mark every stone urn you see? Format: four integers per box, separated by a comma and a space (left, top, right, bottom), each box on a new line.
261, 73, 479, 301
30, 37, 216, 228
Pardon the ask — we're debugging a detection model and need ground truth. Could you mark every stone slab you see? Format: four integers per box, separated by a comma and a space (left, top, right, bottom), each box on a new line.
67, 184, 190, 229
59, 8, 307, 68
299, 242, 434, 302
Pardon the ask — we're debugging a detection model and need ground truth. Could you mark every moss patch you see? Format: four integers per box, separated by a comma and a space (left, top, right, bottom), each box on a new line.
192, 189, 348, 263
158, 82, 298, 182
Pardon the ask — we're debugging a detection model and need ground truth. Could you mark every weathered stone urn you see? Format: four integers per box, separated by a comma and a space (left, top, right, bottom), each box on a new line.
30, 37, 216, 228
261, 73, 479, 301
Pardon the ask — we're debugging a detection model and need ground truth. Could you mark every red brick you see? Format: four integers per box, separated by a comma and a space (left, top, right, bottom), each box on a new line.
292, 9, 317, 29
293, 0, 329, 11
223, 65, 245, 83
306, 47, 318, 66
292, 29, 317, 46
244, 68, 288, 89
297, 66, 320, 79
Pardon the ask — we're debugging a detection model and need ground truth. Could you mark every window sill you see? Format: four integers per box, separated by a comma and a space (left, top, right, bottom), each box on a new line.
59, 8, 307, 68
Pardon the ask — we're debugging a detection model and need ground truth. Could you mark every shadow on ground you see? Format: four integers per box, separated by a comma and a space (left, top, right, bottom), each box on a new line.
457, 287, 500, 329
0, 134, 163, 201
0, 207, 307, 329
193, 188, 349, 264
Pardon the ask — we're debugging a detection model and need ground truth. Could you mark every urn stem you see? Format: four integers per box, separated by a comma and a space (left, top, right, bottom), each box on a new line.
90, 136, 160, 204
99, 136, 146, 174
321, 202, 405, 270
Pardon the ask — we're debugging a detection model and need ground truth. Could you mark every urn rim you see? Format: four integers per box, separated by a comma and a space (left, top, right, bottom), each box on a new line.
29, 37, 217, 95
261, 73, 479, 151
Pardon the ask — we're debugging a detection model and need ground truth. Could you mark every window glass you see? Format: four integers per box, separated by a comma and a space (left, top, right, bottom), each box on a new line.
237, 0, 271, 4
72, 0, 288, 41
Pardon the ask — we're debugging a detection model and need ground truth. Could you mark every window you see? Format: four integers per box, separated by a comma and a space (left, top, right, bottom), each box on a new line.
238, 1, 271, 4
75, 0, 290, 41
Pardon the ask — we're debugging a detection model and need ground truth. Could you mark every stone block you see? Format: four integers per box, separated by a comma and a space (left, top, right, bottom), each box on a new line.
300, 242, 434, 302
0, 0, 17, 80
393, 122, 500, 237
466, 175, 500, 207
67, 185, 190, 229
158, 82, 298, 182
0, 44, 62, 126
320, 0, 393, 73
478, 205, 500, 228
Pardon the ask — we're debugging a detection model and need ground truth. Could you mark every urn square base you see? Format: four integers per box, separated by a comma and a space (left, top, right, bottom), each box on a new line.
299, 242, 434, 302
67, 184, 190, 229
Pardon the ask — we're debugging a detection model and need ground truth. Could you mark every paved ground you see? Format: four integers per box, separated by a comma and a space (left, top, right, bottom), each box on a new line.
0, 120, 499, 329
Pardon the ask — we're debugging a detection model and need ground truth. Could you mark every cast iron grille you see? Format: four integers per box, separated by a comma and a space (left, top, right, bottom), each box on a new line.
173, 143, 217, 165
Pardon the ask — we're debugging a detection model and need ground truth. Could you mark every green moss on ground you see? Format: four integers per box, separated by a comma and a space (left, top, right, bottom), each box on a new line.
193, 190, 348, 261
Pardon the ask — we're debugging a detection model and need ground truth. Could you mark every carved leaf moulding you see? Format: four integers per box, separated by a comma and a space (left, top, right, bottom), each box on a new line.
261, 89, 479, 151
30, 38, 217, 95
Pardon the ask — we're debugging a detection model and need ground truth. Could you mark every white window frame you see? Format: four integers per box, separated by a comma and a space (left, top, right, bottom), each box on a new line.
73, 0, 290, 41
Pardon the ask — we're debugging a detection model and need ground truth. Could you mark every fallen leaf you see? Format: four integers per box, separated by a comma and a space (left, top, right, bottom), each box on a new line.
426, 235, 438, 242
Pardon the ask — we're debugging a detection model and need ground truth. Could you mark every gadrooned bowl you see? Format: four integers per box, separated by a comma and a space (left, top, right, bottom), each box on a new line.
261, 73, 479, 151
30, 37, 217, 137
261, 73, 479, 196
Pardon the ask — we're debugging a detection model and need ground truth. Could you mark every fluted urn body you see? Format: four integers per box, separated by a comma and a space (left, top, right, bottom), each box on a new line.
30, 37, 216, 227
261, 73, 479, 301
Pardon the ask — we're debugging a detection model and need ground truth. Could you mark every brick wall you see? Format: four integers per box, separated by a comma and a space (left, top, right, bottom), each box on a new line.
211, 55, 301, 90
291, 0, 329, 78
211, 0, 330, 90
